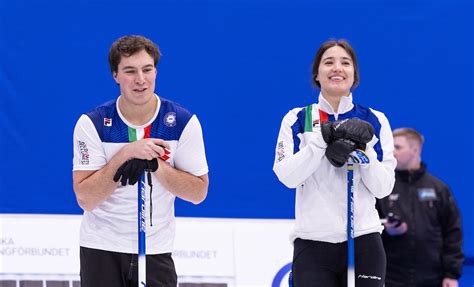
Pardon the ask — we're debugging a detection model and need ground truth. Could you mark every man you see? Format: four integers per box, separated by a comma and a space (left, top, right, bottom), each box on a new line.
73, 35, 209, 287
376, 128, 463, 287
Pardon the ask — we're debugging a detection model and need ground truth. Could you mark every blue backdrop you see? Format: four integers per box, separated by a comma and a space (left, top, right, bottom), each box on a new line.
1, 0, 473, 260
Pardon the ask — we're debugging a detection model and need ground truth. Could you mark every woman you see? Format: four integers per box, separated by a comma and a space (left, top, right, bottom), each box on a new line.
273, 39, 396, 287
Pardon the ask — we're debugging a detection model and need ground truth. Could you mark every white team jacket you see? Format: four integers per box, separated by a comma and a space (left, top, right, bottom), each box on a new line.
273, 94, 396, 243
73, 95, 208, 254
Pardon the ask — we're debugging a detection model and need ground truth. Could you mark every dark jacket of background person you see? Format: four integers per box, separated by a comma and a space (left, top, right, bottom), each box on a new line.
376, 163, 464, 287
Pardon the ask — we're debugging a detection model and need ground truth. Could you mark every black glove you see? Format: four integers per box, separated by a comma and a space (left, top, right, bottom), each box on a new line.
325, 138, 357, 167
387, 212, 402, 227
113, 158, 158, 186
321, 118, 374, 145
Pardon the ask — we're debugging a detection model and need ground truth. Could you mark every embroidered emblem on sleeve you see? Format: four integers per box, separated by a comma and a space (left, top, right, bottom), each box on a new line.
78, 141, 90, 165
277, 141, 286, 162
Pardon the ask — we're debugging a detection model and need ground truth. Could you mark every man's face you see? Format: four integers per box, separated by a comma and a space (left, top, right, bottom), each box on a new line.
393, 136, 419, 170
316, 45, 355, 97
113, 49, 157, 106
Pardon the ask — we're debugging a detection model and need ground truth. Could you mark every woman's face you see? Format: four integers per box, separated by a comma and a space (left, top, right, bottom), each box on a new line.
316, 45, 355, 97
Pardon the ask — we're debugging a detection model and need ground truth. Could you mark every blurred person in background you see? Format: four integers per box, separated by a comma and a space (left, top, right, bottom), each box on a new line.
376, 127, 463, 287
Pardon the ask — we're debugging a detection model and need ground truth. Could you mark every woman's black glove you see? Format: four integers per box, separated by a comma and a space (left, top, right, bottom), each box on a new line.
325, 138, 357, 168
113, 158, 158, 186
321, 118, 374, 146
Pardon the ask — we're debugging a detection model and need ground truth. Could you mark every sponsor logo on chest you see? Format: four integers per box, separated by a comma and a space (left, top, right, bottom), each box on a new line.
418, 188, 437, 201
164, 112, 177, 127
104, 118, 112, 127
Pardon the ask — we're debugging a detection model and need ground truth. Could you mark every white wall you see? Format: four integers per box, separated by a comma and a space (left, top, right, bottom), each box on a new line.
0, 214, 294, 287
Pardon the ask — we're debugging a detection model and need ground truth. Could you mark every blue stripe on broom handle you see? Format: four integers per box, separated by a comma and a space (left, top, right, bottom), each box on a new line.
138, 174, 147, 287
347, 161, 355, 287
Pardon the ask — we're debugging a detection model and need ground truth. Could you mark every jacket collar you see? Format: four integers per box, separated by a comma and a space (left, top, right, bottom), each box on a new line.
318, 93, 354, 116
395, 162, 427, 183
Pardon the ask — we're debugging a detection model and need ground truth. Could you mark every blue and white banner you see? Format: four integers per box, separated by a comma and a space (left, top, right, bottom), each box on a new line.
1, 214, 293, 286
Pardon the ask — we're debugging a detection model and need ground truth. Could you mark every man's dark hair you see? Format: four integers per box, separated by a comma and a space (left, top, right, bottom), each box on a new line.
108, 35, 161, 74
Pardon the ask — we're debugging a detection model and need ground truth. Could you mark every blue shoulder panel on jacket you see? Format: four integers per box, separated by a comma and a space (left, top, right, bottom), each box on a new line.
339, 104, 383, 162
85, 100, 128, 143
152, 97, 193, 141
85, 97, 194, 143
291, 108, 306, 154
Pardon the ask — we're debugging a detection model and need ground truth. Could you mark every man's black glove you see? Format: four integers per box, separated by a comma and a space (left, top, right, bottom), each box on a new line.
113, 158, 158, 186
325, 138, 357, 168
321, 118, 374, 146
